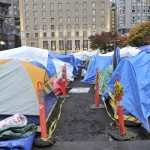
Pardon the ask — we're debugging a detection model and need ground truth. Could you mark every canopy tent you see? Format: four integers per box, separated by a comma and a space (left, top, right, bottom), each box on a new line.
104, 51, 150, 131
49, 52, 78, 76
0, 59, 57, 125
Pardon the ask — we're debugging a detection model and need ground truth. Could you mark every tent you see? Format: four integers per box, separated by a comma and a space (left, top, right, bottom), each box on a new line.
104, 51, 150, 131
0, 59, 57, 125
83, 55, 113, 84
48, 52, 78, 76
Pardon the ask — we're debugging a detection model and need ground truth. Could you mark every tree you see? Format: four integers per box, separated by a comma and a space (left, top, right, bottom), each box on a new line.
127, 22, 150, 46
89, 32, 117, 53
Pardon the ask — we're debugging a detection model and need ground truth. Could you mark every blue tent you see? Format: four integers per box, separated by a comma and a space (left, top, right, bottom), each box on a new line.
30, 61, 56, 78
138, 45, 150, 53
104, 51, 150, 131
48, 53, 78, 76
83, 55, 113, 84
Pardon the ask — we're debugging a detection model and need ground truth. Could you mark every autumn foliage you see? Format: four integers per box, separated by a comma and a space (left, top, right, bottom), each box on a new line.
127, 22, 150, 46
88, 32, 117, 53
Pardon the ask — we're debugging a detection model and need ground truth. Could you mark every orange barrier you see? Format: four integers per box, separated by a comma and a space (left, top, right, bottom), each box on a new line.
114, 78, 126, 136
37, 82, 47, 139
59, 65, 70, 99
89, 69, 105, 110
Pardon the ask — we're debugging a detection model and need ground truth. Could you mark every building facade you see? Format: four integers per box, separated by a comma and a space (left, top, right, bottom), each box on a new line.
0, 0, 20, 50
19, 0, 110, 53
115, 0, 150, 35
110, 2, 116, 32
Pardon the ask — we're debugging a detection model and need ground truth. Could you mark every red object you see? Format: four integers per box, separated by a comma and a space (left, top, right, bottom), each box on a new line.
95, 69, 100, 107
116, 95, 126, 136
37, 82, 48, 139
62, 65, 67, 97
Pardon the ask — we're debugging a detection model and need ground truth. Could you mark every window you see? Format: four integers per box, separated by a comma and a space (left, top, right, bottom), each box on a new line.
59, 40, 64, 50
34, 18, 37, 23
67, 10, 70, 15
51, 18, 54, 23
50, 10, 54, 15
67, 17, 71, 22
51, 32, 55, 37
75, 2, 78, 8
101, 9, 104, 14
51, 41, 56, 51
59, 17, 63, 23
83, 2, 87, 7
34, 25, 38, 30
25, 12, 28, 16
43, 41, 48, 49
83, 31, 87, 36
58, 10, 62, 16
42, 18, 46, 23
26, 26, 29, 31
67, 24, 71, 29
59, 32, 63, 37
43, 32, 47, 37
101, 24, 105, 29
75, 31, 79, 36
31, 42, 35, 47
92, 9, 96, 15
75, 10, 79, 15
101, 16, 104, 21
42, 4, 46, 9
83, 9, 87, 15
101, 2, 105, 8
26, 33, 29, 38
67, 40, 72, 50
75, 40, 80, 50
92, 2, 96, 7
35, 33, 38, 37
83, 17, 87, 22
25, 4, 28, 9
92, 24, 96, 28
92, 17, 96, 22
58, 3, 62, 8
51, 25, 54, 30
75, 24, 79, 29
75, 17, 79, 22
33, 11, 37, 16
83, 40, 88, 50
66, 3, 70, 8
50, 3, 54, 8
33, 4, 37, 9
25, 19, 29, 23
92, 31, 96, 35
43, 25, 47, 30
67, 32, 71, 37
42, 11, 46, 16
83, 24, 87, 29
59, 25, 63, 30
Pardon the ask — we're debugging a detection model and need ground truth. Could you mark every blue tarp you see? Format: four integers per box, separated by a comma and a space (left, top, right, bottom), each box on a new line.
48, 53, 78, 76
0, 132, 35, 150
138, 45, 150, 53
30, 61, 56, 78
83, 56, 113, 84
104, 51, 150, 131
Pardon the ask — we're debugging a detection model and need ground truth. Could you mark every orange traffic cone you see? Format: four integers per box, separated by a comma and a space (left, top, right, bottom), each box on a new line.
89, 69, 105, 110
59, 65, 70, 99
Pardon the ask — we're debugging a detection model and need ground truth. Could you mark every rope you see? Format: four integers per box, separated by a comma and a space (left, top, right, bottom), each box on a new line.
42, 100, 64, 141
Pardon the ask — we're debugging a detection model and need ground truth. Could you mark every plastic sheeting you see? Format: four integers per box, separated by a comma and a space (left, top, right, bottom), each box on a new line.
0, 46, 49, 67
83, 56, 113, 84
52, 58, 74, 81
138, 45, 150, 53
104, 51, 150, 131
49, 53, 78, 76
